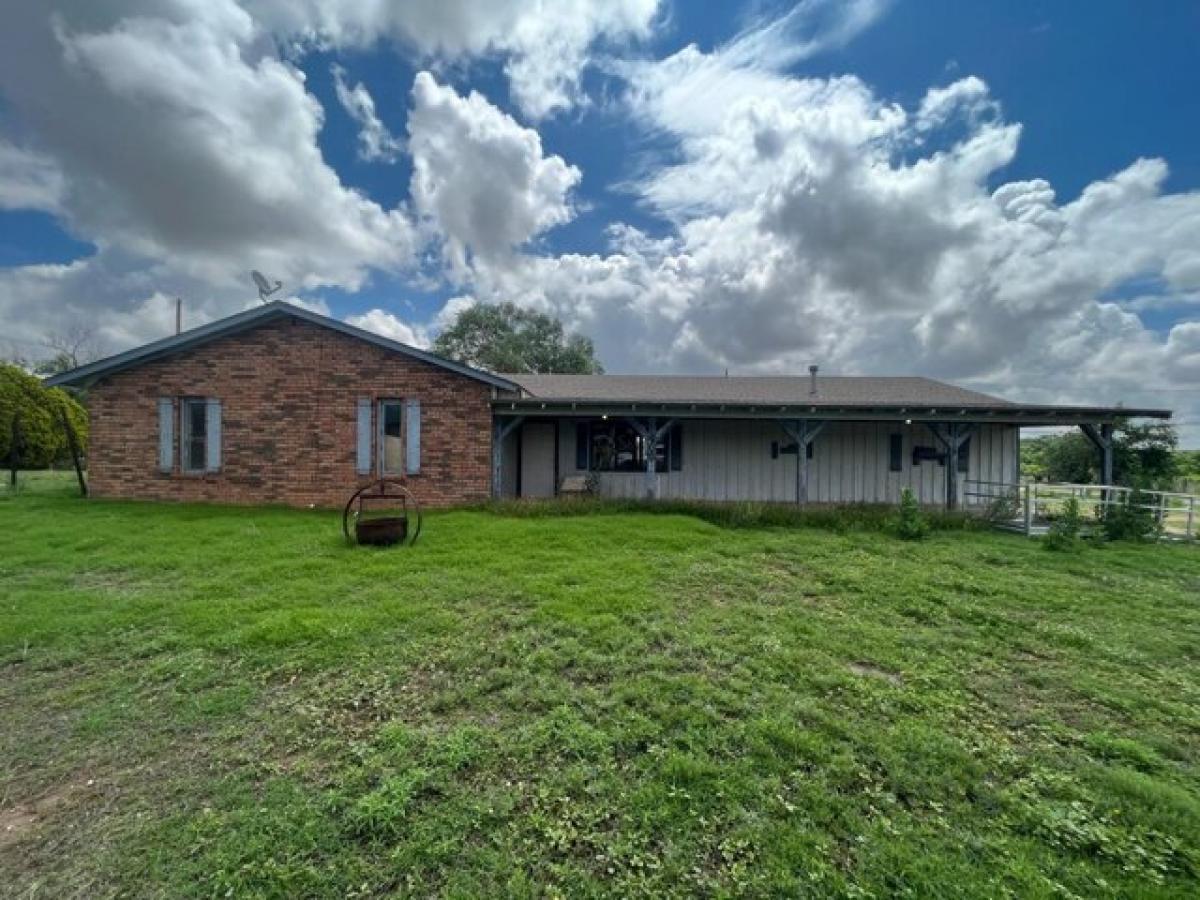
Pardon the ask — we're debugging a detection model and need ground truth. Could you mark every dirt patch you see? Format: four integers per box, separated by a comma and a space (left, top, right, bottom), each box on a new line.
0, 805, 38, 848
0, 779, 95, 849
848, 662, 903, 686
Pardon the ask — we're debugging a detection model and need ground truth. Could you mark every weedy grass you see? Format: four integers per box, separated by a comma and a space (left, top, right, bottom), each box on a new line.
2, 473, 1200, 897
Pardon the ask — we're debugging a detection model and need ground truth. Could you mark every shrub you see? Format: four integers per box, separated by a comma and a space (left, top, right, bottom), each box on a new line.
1043, 496, 1083, 551
892, 487, 930, 541
1097, 488, 1162, 543
983, 493, 1020, 524
0, 363, 88, 471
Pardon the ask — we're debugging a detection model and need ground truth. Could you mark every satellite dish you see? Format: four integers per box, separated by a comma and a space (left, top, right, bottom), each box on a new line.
251, 270, 283, 303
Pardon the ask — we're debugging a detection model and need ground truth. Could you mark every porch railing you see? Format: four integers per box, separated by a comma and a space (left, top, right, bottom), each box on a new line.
963, 479, 1199, 540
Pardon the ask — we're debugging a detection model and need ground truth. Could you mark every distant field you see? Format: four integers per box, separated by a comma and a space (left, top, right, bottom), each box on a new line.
2, 476, 1200, 897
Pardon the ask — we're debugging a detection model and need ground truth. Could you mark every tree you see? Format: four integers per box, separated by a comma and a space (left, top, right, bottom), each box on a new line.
33, 325, 102, 377
0, 363, 88, 472
432, 302, 604, 374
1021, 422, 1179, 487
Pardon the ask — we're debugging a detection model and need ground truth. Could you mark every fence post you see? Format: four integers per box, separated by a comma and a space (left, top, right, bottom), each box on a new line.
1023, 483, 1032, 536
1187, 496, 1196, 541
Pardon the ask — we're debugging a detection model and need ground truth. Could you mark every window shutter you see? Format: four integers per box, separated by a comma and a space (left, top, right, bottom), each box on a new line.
356, 398, 372, 475
669, 423, 683, 471
889, 434, 903, 472
575, 423, 590, 470
205, 399, 222, 472
404, 398, 421, 475
157, 398, 173, 473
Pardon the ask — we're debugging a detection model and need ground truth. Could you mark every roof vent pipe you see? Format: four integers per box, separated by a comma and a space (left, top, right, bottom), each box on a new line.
808, 364, 819, 396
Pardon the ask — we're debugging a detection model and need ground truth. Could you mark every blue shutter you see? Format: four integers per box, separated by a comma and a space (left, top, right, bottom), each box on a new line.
205, 399, 222, 472
356, 398, 372, 475
157, 398, 173, 473
405, 399, 421, 475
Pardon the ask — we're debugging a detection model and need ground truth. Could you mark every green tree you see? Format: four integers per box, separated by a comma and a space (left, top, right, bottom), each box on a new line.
0, 363, 88, 470
432, 302, 604, 374
1022, 422, 1179, 487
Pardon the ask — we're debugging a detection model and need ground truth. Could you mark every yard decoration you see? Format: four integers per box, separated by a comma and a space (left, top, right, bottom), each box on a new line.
342, 477, 422, 547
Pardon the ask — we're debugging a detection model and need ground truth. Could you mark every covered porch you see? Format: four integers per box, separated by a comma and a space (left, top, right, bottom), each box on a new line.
493, 412, 1020, 508
489, 378, 1170, 509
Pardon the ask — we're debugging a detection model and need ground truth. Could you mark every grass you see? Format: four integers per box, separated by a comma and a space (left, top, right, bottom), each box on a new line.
3, 473, 1200, 897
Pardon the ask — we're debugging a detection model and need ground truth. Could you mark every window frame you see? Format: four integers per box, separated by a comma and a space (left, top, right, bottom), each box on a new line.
179, 397, 209, 474
377, 398, 405, 476
578, 419, 682, 473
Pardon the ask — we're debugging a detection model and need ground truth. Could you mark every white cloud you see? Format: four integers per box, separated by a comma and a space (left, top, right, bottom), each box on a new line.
0, 140, 65, 212
331, 64, 403, 162
248, 0, 661, 118
407, 72, 581, 273
454, 11, 1200, 443
345, 308, 428, 348
0, 1, 418, 290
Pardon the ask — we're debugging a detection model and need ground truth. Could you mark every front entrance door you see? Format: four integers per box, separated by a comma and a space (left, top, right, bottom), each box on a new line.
520, 423, 556, 498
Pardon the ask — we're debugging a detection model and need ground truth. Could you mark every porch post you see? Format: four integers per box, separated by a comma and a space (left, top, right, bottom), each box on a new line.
645, 416, 657, 499
492, 415, 524, 499
778, 419, 826, 504
625, 417, 677, 500
1080, 422, 1114, 494
928, 422, 976, 510
947, 423, 959, 511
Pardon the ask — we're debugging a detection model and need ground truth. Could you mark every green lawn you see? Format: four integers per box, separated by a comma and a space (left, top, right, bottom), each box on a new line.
3, 476, 1200, 897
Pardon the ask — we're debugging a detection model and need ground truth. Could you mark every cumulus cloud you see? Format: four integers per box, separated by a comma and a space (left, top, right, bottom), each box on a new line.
407, 72, 581, 273
0, 140, 65, 212
0, 0, 420, 349
0, 1, 419, 284
345, 308, 429, 348
331, 64, 403, 162
454, 11, 1200, 441
248, 0, 661, 118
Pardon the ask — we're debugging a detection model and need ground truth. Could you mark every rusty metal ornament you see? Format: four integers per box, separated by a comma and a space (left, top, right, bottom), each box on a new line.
342, 477, 422, 546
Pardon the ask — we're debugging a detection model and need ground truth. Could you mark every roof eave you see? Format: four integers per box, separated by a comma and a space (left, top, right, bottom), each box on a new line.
43, 301, 519, 391
489, 398, 1172, 423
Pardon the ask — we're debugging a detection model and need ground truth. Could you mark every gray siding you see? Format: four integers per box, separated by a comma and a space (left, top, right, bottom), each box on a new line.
554, 419, 1018, 505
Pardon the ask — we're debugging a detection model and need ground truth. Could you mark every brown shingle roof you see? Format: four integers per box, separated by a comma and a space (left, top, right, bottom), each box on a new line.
500, 374, 1015, 407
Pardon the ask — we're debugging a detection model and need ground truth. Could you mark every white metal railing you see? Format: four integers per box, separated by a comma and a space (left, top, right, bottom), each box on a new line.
963, 479, 1199, 540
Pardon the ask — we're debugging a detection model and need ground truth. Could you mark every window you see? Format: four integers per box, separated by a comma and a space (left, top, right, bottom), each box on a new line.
181, 398, 208, 472
957, 436, 971, 473
578, 420, 682, 472
889, 434, 903, 472
379, 399, 404, 475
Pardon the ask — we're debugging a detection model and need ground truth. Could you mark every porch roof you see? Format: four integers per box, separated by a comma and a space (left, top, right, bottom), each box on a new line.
494, 374, 1171, 426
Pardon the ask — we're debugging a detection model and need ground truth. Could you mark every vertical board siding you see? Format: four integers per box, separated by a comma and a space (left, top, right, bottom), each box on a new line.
548, 418, 1016, 505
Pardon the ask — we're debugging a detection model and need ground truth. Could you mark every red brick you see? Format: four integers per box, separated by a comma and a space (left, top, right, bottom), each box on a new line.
87, 317, 493, 508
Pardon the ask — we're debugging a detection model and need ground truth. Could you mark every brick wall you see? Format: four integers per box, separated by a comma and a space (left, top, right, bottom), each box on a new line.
87, 316, 495, 508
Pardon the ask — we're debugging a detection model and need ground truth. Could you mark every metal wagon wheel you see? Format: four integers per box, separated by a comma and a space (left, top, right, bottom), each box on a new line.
342, 477, 422, 546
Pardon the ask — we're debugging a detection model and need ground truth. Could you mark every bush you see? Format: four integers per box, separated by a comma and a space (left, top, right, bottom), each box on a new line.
983, 493, 1020, 524
0, 363, 88, 470
1043, 496, 1083, 551
892, 487, 930, 541
1097, 488, 1162, 543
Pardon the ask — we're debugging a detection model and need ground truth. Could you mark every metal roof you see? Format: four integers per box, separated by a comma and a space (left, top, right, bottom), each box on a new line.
496, 373, 1171, 423
44, 301, 520, 391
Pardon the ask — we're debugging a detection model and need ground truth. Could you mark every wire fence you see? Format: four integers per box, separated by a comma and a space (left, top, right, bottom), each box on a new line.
964, 479, 1198, 541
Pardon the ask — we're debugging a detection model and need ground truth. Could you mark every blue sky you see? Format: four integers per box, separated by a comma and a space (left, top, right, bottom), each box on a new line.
1, 1, 1198, 441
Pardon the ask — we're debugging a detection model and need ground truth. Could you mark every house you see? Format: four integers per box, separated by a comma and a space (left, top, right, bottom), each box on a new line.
47, 301, 1171, 509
